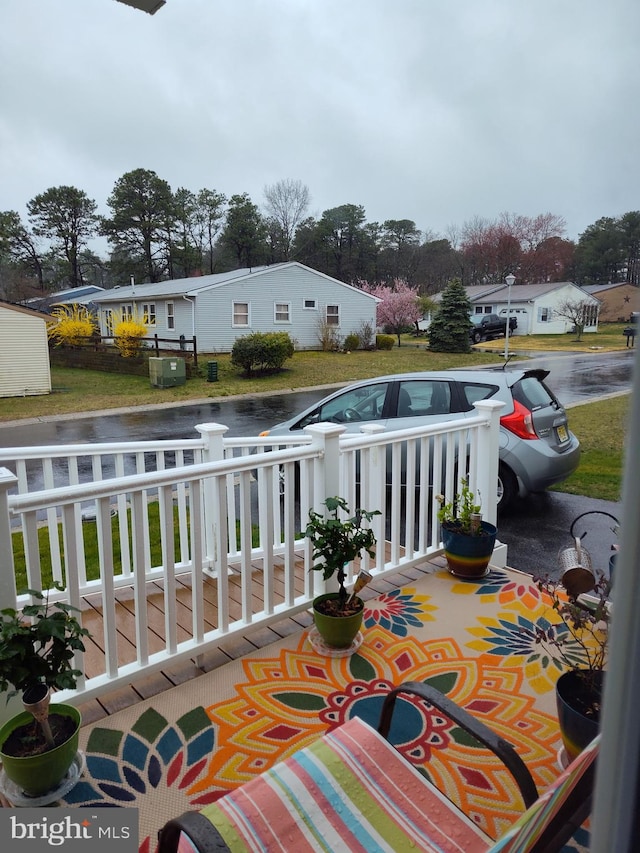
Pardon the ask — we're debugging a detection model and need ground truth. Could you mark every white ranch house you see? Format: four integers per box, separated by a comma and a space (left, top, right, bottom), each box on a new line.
420, 282, 600, 335
91, 262, 378, 352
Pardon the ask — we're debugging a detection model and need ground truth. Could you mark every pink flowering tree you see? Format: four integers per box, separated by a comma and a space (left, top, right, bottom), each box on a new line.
361, 279, 422, 346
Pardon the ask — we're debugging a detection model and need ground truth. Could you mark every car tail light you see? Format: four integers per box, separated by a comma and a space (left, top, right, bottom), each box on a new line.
501, 400, 538, 439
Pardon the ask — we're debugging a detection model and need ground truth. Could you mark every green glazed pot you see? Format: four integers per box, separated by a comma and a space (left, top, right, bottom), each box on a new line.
0, 703, 81, 797
313, 593, 364, 649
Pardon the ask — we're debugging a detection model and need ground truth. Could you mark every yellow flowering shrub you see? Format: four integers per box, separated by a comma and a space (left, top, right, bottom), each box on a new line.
47, 305, 97, 347
112, 309, 149, 358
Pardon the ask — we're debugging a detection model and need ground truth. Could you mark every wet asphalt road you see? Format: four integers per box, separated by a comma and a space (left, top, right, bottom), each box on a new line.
0, 349, 633, 580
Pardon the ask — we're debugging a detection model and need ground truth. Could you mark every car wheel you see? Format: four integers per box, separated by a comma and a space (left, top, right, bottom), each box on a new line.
472, 331, 483, 344
497, 464, 517, 511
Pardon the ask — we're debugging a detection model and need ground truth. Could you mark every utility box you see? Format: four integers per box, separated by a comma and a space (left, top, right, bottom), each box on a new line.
149, 357, 186, 388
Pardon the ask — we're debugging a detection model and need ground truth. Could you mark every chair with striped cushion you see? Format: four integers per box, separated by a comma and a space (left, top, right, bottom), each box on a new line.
157, 682, 597, 853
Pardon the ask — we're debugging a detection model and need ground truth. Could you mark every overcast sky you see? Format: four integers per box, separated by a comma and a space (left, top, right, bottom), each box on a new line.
1, 0, 638, 248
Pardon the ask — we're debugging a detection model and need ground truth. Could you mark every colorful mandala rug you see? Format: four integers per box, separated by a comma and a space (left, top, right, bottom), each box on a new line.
60, 566, 584, 852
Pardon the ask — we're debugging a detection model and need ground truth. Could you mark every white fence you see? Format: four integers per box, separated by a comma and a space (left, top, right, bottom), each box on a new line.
0, 400, 504, 710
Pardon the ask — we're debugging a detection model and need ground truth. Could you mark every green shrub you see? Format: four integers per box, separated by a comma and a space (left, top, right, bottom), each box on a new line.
231, 332, 295, 375
343, 333, 360, 352
376, 334, 395, 350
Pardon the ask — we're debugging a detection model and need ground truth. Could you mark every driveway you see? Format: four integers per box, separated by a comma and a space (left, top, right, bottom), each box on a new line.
498, 491, 620, 582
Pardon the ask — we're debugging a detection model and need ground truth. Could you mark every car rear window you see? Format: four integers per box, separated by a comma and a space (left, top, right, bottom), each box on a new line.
460, 382, 500, 409
512, 376, 558, 410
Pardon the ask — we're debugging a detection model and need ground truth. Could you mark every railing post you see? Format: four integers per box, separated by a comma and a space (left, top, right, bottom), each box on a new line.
195, 423, 229, 572
0, 468, 23, 725
472, 400, 504, 527
359, 424, 387, 568
0, 468, 18, 611
304, 424, 345, 596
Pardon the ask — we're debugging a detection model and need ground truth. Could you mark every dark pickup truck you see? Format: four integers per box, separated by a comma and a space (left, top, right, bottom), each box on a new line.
469, 314, 518, 344
469, 313, 518, 343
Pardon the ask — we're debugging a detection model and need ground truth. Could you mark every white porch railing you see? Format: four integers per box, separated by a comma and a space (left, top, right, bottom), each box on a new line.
0, 400, 504, 712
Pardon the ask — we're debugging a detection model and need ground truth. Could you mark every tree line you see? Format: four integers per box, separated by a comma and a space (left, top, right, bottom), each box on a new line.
0, 168, 638, 302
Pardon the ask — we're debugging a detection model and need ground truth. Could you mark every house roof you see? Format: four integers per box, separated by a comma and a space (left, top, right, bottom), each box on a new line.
0, 300, 51, 321
433, 281, 600, 305
90, 262, 379, 303
581, 282, 634, 295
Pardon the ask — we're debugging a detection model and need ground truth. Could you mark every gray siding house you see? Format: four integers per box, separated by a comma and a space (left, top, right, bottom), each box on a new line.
0, 302, 51, 398
91, 263, 378, 352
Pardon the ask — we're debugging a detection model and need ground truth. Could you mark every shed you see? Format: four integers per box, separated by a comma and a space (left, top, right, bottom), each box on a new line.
91, 262, 379, 352
0, 302, 52, 397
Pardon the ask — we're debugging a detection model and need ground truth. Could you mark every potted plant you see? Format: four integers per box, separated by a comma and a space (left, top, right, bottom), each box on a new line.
535, 573, 610, 761
305, 497, 380, 649
436, 477, 497, 578
0, 587, 90, 798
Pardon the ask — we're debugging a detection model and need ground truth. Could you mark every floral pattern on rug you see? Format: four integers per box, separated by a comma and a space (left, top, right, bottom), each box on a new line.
61, 572, 574, 848
202, 625, 561, 839
61, 706, 219, 853
363, 585, 437, 634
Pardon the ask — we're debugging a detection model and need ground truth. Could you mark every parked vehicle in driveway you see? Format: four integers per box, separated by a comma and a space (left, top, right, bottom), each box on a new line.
260, 368, 580, 510
470, 313, 518, 343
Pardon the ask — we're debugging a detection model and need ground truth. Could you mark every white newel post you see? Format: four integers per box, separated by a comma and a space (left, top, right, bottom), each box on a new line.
304, 424, 345, 596
0, 467, 23, 724
472, 400, 507, 567
195, 423, 229, 573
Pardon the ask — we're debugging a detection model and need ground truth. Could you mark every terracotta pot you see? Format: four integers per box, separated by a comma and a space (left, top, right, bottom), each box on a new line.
441, 520, 497, 578
555, 669, 604, 762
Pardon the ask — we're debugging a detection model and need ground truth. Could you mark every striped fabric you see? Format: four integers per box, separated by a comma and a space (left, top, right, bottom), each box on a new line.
198, 716, 491, 852
487, 734, 599, 853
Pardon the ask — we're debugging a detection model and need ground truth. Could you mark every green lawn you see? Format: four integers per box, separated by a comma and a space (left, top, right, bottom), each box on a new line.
1, 323, 632, 424
1, 328, 632, 503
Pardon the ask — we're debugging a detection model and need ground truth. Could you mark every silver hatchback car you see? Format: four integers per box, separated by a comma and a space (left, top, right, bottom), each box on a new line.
259, 368, 581, 510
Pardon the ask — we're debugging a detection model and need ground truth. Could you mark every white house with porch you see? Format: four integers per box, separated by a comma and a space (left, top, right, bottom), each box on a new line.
90, 262, 378, 352
420, 282, 601, 335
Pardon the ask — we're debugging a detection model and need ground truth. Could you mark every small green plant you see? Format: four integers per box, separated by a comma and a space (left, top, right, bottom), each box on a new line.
343, 332, 360, 352
0, 588, 90, 701
436, 477, 482, 535
306, 497, 380, 611
535, 573, 610, 700
375, 333, 395, 350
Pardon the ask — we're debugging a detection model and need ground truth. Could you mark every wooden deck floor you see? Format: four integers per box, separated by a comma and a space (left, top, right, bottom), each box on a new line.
76, 554, 443, 726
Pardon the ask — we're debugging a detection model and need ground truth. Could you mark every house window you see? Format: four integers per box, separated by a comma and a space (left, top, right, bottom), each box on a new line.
121, 304, 133, 319
233, 301, 250, 327
142, 303, 156, 326
105, 310, 114, 336
326, 304, 340, 326
538, 307, 550, 323
274, 302, 291, 323
303, 299, 317, 309
167, 302, 175, 330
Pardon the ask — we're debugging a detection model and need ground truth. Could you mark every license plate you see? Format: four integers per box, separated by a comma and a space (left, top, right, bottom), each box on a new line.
557, 424, 569, 443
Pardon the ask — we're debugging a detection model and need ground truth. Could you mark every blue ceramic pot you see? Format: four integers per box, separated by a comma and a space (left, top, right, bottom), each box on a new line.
441, 520, 497, 578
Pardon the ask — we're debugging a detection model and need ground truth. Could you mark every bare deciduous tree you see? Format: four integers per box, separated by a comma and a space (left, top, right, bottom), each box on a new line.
263, 179, 310, 261
553, 298, 599, 340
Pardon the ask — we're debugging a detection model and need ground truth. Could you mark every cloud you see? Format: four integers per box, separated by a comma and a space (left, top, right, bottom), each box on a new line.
1, 0, 638, 243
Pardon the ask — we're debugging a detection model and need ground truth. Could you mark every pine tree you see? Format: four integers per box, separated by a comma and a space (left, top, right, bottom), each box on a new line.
428, 278, 472, 352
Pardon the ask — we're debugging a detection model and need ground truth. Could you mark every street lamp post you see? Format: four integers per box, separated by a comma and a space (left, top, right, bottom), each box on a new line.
504, 273, 516, 359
